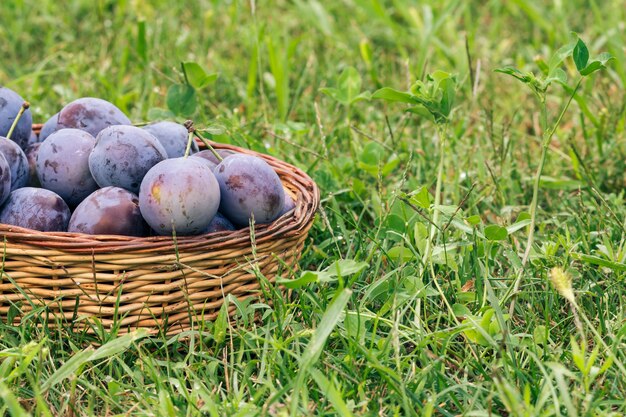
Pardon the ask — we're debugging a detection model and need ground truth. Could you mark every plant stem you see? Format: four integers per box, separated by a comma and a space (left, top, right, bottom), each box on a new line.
184, 120, 223, 162
6, 102, 30, 140
508, 78, 583, 315
421, 124, 447, 273
193, 131, 223, 162
183, 131, 194, 158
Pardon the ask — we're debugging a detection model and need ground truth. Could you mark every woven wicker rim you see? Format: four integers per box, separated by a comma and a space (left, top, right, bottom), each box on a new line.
2, 124, 320, 254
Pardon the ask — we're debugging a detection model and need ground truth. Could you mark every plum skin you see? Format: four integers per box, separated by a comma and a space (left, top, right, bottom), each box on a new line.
191, 149, 236, 167
139, 157, 220, 235
0, 187, 70, 232
39, 112, 59, 141
0, 87, 33, 150
68, 187, 149, 236
36, 129, 99, 207
280, 191, 296, 215
28, 130, 38, 146
213, 154, 285, 227
200, 212, 236, 234
0, 153, 12, 206
89, 125, 168, 194
143, 121, 198, 158
0, 137, 29, 191
57, 97, 131, 137
25, 143, 41, 187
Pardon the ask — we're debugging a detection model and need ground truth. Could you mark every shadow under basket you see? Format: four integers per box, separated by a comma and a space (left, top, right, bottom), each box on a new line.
0, 124, 319, 336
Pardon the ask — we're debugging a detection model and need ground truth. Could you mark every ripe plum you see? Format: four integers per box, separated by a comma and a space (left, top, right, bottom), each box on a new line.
139, 157, 220, 235
68, 187, 149, 236
89, 125, 167, 194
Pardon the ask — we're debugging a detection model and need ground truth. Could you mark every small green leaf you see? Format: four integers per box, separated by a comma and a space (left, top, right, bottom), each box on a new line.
495, 67, 532, 83
579, 61, 603, 76
107, 379, 121, 397
353, 90, 372, 103
438, 75, 456, 117
166, 84, 197, 116
382, 154, 400, 176
580, 52, 614, 76
371, 87, 415, 103
409, 80, 427, 96
573, 38, 589, 72
426, 70, 456, 119
277, 271, 325, 288
373, 71, 457, 124
359, 38, 372, 65
279, 259, 366, 288
406, 105, 435, 122
480, 309, 496, 331
506, 219, 532, 234
535, 56, 549, 74
533, 325, 548, 345
359, 142, 385, 166
587, 345, 600, 373
213, 300, 229, 345
599, 355, 614, 375
387, 246, 415, 262
344, 311, 369, 344
327, 259, 368, 277
358, 143, 399, 177
430, 70, 453, 85
182, 62, 218, 89
42, 347, 94, 391
453, 303, 472, 318
409, 186, 431, 209
449, 219, 478, 236
320, 67, 366, 105
319, 87, 343, 103
545, 68, 567, 86
570, 337, 585, 372
484, 225, 508, 241
595, 52, 614, 65
90, 329, 149, 361
571, 253, 626, 272
538, 176, 583, 190
338, 66, 362, 104
462, 310, 498, 347
465, 215, 482, 226
547, 42, 575, 73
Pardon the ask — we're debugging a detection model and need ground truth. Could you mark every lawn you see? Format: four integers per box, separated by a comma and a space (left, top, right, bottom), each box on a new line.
1, 0, 626, 415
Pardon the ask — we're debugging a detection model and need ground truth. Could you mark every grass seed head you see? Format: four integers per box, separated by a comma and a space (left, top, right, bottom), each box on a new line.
549, 267, 575, 303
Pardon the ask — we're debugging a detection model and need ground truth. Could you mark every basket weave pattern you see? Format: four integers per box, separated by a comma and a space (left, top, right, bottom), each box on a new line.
0, 128, 319, 334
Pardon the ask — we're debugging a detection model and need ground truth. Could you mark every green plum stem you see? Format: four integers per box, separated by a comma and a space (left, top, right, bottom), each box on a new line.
6, 102, 30, 140
193, 131, 223, 162
183, 131, 195, 158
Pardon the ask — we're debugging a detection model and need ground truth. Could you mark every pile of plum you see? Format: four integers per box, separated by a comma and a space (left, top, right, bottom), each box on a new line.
0, 86, 295, 236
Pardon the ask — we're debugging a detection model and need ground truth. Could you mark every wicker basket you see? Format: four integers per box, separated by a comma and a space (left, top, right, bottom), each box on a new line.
0, 124, 319, 335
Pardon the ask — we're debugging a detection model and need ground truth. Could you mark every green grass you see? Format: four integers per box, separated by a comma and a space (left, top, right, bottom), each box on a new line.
1, 0, 626, 415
